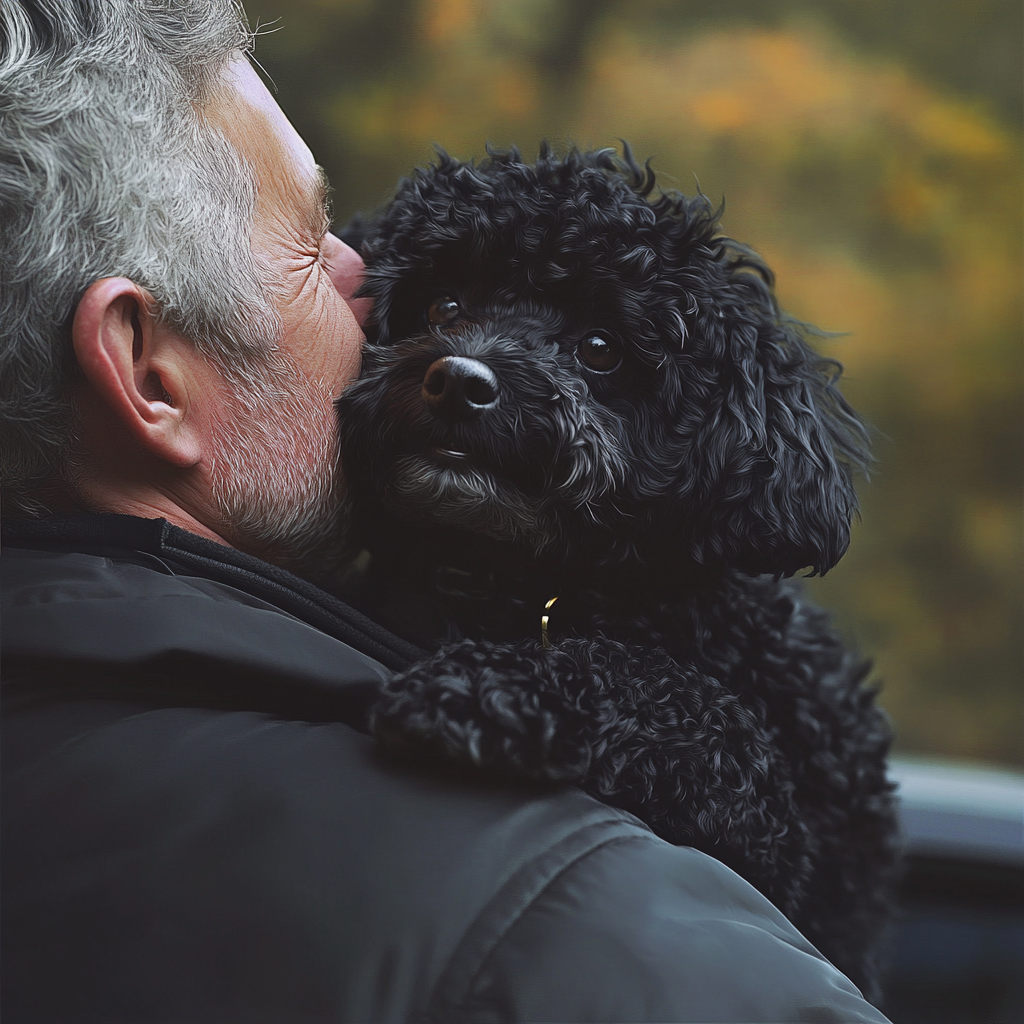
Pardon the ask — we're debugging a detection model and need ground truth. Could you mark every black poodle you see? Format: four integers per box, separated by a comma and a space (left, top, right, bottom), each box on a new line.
337, 144, 898, 1000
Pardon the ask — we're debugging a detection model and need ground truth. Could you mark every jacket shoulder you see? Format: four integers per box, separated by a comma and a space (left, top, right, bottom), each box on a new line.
2, 694, 648, 1022
446, 834, 891, 1023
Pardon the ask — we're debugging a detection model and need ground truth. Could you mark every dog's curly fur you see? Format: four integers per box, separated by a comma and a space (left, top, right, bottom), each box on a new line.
338, 144, 898, 1000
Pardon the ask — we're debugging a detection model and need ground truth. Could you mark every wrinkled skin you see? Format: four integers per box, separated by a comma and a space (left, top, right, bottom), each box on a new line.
337, 146, 897, 1001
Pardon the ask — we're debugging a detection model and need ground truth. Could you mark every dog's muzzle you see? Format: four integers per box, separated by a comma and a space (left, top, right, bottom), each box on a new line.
422, 356, 500, 423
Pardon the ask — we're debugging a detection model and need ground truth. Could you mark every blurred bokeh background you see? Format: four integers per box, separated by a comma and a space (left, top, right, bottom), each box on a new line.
244, 0, 1022, 769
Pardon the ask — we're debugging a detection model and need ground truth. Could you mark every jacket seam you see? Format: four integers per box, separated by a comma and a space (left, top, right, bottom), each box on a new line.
425, 825, 648, 1022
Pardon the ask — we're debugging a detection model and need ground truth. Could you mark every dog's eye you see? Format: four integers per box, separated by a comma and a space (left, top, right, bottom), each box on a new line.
427, 296, 460, 326
576, 335, 622, 372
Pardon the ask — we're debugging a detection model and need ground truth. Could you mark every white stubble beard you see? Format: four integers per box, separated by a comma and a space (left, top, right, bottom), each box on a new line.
208, 350, 354, 584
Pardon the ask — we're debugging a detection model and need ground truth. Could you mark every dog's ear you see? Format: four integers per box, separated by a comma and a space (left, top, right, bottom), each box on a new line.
670, 250, 871, 578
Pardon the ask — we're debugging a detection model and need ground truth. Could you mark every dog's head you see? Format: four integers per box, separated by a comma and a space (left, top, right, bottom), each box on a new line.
339, 145, 870, 578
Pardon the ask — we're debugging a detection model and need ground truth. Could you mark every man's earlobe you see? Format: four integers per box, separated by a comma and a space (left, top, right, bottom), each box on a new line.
72, 277, 202, 469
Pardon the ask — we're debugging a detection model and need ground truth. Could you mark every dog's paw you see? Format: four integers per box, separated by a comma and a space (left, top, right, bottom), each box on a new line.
369, 635, 817, 920
368, 638, 596, 783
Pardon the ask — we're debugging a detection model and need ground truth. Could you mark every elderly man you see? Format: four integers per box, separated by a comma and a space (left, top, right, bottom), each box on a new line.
0, 2, 891, 1021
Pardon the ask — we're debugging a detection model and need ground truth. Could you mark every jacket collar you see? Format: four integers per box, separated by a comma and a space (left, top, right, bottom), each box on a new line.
2, 511, 423, 672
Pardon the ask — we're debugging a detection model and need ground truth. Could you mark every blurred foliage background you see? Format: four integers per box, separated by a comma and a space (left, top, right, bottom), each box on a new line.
244, 0, 1023, 767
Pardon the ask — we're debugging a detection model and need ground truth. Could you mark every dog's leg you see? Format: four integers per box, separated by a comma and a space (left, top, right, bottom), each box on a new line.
369, 635, 816, 921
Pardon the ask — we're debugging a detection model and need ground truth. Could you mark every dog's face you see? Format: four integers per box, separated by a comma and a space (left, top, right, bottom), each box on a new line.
339, 147, 869, 577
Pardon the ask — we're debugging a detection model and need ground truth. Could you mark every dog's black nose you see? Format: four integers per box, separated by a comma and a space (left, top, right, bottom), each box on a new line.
422, 356, 499, 422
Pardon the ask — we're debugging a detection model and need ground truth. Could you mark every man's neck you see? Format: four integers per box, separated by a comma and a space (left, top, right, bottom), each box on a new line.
72, 477, 232, 549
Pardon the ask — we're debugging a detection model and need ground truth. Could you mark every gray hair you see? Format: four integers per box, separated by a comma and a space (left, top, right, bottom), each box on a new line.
0, 0, 279, 500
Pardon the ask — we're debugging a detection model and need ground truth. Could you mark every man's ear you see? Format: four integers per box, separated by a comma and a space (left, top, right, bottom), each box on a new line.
72, 277, 203, 469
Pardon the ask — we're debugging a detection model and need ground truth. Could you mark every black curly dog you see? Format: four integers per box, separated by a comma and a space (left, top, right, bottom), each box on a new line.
338, 145, 898, 1000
